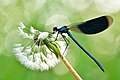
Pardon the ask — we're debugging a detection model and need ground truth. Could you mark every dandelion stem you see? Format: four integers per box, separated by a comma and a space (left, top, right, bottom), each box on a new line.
59, 54, 83, 80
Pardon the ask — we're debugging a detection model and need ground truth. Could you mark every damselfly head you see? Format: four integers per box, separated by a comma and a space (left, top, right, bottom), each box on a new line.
53, 27, 58, 31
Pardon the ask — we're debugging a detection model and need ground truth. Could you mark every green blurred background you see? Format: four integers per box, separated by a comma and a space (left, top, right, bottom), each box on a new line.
0, 0, 120, 80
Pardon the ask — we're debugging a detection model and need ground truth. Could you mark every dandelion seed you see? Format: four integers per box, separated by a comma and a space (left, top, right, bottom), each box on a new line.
13, 22, 67, 71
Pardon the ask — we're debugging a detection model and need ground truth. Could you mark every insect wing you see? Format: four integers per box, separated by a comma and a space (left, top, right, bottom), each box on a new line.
68, 16, 113, 34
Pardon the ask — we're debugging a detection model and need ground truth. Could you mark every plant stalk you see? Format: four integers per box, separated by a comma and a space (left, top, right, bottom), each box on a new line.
59, 54, 83, 80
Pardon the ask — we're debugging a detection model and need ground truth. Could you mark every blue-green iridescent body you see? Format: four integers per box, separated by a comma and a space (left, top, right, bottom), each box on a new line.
53, 15, 113, 72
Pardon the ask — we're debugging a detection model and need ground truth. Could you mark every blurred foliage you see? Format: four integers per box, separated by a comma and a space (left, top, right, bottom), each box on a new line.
0, 0, 120, 80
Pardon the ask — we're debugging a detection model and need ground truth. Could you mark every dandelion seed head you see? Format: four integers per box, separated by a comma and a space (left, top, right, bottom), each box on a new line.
38, 32, 49, 40
13, 22, 67, 71
30, 26, 38, 34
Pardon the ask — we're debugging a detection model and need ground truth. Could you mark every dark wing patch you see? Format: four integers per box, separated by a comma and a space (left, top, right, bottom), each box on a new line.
77, 16, 113, 34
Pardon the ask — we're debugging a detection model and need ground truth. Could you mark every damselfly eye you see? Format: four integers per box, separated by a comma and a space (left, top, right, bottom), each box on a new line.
53, 27, 57, 31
